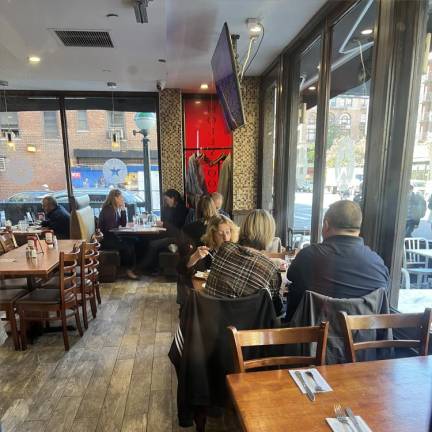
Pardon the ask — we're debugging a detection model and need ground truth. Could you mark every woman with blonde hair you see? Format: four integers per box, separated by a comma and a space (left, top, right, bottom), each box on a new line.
177, 213, 239, 309
205, 209, 283, 315
98, 189, 138, 279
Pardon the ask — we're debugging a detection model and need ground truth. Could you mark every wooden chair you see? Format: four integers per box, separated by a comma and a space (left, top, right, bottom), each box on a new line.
0, 289, 28, 350
0, 232, 17, 253
228, 322, 329, 373
77, 242, 97, 330
89, 239, 102, 304
340, 308, 432, 363
16, 251, 83, 351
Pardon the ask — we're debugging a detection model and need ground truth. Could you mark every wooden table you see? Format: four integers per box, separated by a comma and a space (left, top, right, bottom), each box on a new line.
110, 225, 167, 236
0, 240, 79, 277
227, 356, 432, 432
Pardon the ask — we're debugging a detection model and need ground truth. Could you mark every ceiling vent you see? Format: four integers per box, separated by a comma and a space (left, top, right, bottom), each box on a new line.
52, 29, 114, 48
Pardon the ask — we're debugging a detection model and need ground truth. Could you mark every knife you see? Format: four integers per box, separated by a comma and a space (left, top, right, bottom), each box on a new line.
295, 371, 315, 402
345, 407, 363, 432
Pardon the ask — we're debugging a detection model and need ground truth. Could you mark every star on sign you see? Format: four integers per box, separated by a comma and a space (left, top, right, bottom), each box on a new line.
110, 168, 121, 177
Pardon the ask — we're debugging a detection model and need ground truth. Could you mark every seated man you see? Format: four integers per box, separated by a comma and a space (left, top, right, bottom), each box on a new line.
211, 191, 229, 217
285, 200, 389, 321
41, 195, 71, 239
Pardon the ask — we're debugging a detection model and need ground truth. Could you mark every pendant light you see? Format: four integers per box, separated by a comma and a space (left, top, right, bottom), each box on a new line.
0, 80, 15, 151
108, 81, 120, 150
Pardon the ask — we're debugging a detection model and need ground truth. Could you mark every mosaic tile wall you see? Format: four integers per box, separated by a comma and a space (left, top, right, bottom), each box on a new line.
159, 89, 184, 194
233, 77, 261, 211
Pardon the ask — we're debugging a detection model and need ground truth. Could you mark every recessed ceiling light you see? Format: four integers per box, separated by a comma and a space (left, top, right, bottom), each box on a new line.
308, 86, 316, 91
28, 56, 41, 64
361, 29, 373, 35
195, 100, 202, 104
106, 13, 119, 18
102, 69, 112, 73
200, 83, 209, 90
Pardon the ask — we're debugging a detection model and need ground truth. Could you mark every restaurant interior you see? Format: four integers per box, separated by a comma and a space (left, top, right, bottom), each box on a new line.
0, 0, 431, 431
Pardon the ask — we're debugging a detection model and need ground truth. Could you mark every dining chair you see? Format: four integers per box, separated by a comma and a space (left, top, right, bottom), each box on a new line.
340, 308, 432, 363
89, 239, 102, 304
77, 241, 97, 330
0, 288, 28, 350
16, 251, 83, 351
0, 232, 17, 253
228, 322, 329, 373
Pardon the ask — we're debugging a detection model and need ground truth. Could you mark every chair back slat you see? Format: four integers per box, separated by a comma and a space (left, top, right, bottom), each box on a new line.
340, 308, 432, 362
228, 322, 329, 373
59, 251, 79, 305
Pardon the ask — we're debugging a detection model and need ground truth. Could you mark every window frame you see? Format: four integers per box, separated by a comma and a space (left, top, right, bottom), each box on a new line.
43, 111, 60, 139
76, 110, 89, 132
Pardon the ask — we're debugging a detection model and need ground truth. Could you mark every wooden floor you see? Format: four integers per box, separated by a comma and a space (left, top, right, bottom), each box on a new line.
0, 278, 240, 432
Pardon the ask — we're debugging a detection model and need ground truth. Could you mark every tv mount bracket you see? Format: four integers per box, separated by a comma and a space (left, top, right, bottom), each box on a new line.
231, 34, 241, 76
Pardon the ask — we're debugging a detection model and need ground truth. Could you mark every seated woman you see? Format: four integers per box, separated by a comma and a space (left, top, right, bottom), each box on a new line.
177, 214, 239, 308
98, 189, 138, 280
204, 209, 283, 315
141, 189, 188, 272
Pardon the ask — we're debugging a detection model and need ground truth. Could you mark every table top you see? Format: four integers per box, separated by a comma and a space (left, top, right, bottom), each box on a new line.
110, 225, 166, 235
227, 356, 432, 432
0, 240, 78, 276
407, 248, 432, 259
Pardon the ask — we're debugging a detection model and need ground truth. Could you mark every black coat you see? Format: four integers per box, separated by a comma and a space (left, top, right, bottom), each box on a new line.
169, 290, 277, 427
41, 205, 70, 239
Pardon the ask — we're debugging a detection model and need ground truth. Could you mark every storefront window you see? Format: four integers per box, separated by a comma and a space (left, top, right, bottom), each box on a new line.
323, 0, 377, 213
293, 37, 322, 237
0, 97, 67, 224
65, 96, 160, 217
398, 9, 432, 313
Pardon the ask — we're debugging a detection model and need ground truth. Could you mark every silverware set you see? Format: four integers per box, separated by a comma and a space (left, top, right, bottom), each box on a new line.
334, 403, 364, 432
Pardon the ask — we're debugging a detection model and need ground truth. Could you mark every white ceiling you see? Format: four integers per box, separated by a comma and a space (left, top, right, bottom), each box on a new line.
0, 0, 326, 92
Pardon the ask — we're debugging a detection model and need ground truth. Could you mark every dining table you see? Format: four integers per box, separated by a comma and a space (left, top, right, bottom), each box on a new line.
110, 225, 167, 236
226, 355, 432, 432
0, 239, 79, 287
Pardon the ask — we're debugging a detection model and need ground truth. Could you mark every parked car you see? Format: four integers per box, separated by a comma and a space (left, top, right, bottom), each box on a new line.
6, 191, 52, 203
52, 188, 144, 205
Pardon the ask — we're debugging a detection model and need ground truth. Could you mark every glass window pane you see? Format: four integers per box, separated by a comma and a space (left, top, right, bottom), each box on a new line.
397, 9, 432, 313
261, 81, 277, 212
67, 98, 160, 215
293, 36, 322, 239
0, 97, 66, 224
323, 0, 377, 215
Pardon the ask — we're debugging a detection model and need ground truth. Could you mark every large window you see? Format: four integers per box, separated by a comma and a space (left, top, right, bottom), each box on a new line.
397, 8, 432, 313
0, 98, 66, 223
66, 97, 160, 216
322, 0, 377, 214
293, 37, 322, 235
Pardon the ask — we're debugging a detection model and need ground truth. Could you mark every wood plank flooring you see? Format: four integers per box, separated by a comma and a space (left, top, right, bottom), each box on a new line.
0, 278, 240, 432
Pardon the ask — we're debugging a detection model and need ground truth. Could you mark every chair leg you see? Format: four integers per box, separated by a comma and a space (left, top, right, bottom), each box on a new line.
60, 310, 70, 351
74, 307, 83, 337
8, 305, 20, 351
19, 308, 27, 350
81, 296, 88, 330
90, 295, 97, 319
95, 283, 101, 304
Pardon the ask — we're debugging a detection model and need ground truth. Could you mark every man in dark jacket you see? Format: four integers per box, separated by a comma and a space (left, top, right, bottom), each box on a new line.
41, 195, 70, 239
286, 200, 389, 321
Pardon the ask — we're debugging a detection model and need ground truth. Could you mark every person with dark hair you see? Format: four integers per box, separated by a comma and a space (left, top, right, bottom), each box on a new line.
141, 189, 188, 272
285, 200, 389, 321
98, 189, 138, 279
41, 195, 70, 239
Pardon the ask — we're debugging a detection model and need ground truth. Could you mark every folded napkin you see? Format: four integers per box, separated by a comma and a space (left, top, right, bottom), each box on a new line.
289, 368, 332, 393
326, 415, 372, 431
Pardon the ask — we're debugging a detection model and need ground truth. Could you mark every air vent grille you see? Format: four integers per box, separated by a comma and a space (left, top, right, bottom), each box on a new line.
53, 30, 114, 48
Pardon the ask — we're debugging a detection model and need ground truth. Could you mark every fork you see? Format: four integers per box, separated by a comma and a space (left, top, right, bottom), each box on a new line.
334, 403, 355, 432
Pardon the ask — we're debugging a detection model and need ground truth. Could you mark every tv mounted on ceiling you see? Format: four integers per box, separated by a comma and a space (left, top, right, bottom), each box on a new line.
211, 22, 245, 131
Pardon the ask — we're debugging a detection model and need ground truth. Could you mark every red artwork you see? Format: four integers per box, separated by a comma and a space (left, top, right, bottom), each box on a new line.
183, 97, 232, 194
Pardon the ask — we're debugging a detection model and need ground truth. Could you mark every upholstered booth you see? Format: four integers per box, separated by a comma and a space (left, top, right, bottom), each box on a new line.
70, 195, 120, 282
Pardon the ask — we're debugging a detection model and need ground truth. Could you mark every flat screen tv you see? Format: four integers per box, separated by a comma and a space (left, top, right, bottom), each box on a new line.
211, 22, 245, 131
